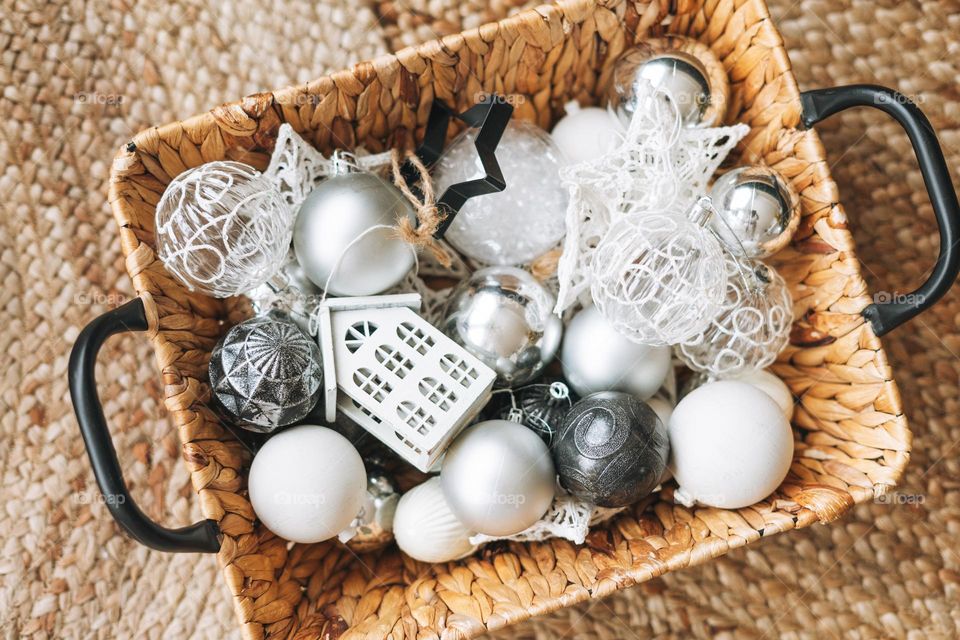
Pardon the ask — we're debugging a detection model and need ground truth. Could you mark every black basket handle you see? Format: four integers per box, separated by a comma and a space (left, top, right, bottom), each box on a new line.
800, 84, 960, 336
68, 297, 221, 553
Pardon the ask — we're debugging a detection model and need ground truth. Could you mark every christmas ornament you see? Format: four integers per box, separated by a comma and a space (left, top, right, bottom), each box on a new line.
590, 200, 727, 345
247, 425, 367, 544
551, 102, 623, 164
560, 305, 671, 398
669, 381, 793, 509
339, 470, 400, 553
675, 255, 793, 378
646, 395, 674, 429
556, 89, 748, 312
607, 36, 728, 127
430, 120, 568, 265
709, 166, 801, 258
393, 477, 477, 563
442, 266, 562, 386
209, 311, 323, 432
323, 293, 496, 472
553, 392, 669, 508
155, 161, 293, 298
440, 420, 556, 536
292, 156, 417, 296
730, 368, 794, 420
497, 380, 576, 446
468, 493, 625, 546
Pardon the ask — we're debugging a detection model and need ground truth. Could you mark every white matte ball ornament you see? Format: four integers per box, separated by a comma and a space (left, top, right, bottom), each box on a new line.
669, 381, 793, 509
730, 368, 794, 420
431, 120, 568, 265
551, 104, 624, 165
441, 420, 556, 536
248, 425, 367, 544
293, 167, 416, 296
561, 305, 671, 399
393, 477, 477, 563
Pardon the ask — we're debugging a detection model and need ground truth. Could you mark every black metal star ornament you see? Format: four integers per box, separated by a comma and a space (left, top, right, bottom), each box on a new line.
400, 97, 514, 239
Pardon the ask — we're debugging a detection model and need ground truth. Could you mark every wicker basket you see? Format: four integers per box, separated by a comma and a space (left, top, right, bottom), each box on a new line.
68, 0, 960, 637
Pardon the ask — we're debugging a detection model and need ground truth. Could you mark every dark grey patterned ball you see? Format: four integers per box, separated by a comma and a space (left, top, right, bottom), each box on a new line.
553, 391, 668, 507
209, 311, 323, 432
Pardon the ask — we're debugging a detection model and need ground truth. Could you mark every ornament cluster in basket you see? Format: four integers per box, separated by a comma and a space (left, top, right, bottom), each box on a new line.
153, 36, 802, 560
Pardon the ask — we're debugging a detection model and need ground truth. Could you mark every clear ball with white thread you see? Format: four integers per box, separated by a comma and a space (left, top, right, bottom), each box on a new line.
589, 199, 727, 345
675, 254, 793, 378
156, 161, 293, 298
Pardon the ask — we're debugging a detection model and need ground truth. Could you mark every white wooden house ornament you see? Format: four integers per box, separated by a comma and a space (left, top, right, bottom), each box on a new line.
317, 294, 496, 471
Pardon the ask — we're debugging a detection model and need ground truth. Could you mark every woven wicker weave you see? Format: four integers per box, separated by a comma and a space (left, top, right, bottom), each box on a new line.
106, 0, 910, 637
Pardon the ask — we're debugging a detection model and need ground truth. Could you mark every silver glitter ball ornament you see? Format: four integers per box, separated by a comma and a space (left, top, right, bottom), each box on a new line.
442, 266, 563, 386
345, 470, 400, 553
209, 311, 323, 432
708, 166, 800, 258
293, 163, 416, 296
609, 47, 711, 126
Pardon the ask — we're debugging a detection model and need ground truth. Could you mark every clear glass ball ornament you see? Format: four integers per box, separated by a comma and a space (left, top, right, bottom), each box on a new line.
589, 199, 726, 346
430, 120, 568, 265
156, 161, 293, 298
708, 166, 800, 258
675, 254, 792, 378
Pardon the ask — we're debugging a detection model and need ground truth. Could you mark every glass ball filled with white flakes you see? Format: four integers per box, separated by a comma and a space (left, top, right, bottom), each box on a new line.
156, 161, 293, 298
430, 120, 568, 265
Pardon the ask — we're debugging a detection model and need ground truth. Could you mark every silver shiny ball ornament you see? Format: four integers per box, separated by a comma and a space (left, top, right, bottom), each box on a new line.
440, 420, 556, 537
709, 166, 801, 258
442, 266, 563, 386
345, 471, 400, 553
561, 305, 671, 399
609, 44, 712, 127
209, 311, 323, 432
293, 162, 417, 296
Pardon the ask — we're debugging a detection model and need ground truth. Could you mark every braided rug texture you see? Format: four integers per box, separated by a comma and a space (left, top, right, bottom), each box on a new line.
2, 0, 959, 638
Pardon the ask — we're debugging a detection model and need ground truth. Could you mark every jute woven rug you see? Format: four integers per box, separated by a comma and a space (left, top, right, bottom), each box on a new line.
2, 1, 958, 638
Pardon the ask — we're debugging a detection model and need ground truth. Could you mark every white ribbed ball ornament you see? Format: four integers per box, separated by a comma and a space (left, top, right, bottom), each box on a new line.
669, 381, 793, 509
393, 477, 477, 563
247, 425, 367, 543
